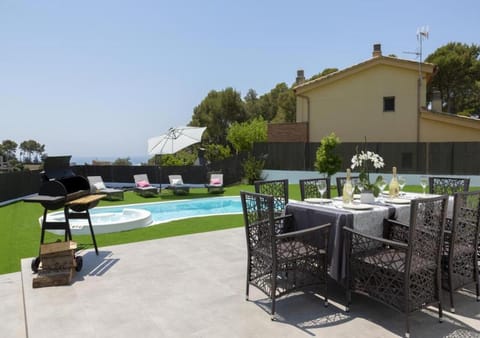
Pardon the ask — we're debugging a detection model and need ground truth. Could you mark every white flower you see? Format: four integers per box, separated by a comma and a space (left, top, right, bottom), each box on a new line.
350, 150, 385, 170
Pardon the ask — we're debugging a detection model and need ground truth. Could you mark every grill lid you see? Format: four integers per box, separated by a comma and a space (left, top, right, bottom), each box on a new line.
38, 155, 90, 209
42, 155, 75, 181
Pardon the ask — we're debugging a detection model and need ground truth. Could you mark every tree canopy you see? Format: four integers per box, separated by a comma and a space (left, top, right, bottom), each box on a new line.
0, 140, 18, 162
0, 138, 46, 166
112, 157, 132, 166
226, 117, 267, 154
19, 140, 45, 163
190, 87, 247, 145
426, 42, 480, 115
189, 83, 295, 149
307, 68, 339, 82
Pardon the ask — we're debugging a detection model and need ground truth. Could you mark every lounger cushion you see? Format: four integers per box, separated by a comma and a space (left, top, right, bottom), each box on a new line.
210, 178, 221, 185
136, 180, 150, 188
172, 178, 183, 185
94, 182, 106, 190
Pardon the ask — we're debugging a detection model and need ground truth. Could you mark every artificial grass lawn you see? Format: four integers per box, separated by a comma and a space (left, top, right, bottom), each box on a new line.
0, 183, 465, 275
0, 184, 264, 275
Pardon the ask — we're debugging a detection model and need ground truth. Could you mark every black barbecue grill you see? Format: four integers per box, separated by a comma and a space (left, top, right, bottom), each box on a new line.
38, 156, 92, 211
24, 156, 103, 272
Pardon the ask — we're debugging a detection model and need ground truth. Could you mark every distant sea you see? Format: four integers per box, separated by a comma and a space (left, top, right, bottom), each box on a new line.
70, 155, 149, 166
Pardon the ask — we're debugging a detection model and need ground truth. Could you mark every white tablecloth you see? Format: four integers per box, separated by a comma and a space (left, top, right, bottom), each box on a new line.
286, 192, 452, 282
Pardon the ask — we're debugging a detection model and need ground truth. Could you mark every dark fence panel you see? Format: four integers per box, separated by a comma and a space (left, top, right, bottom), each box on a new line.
452, 142, 480, 175
255, 141, 477, 175
74, 165, 208, 185
305, 142, 320, 170
256, 142, 309, 170
0, 170, 42, 201
375, 143, 426, 174
73, 155, 245, 186
2, 143, 480, 203
428, 143, 454, 175
208, 154, 245, 185
72, 165, 162, 185
0, 155, 247, 203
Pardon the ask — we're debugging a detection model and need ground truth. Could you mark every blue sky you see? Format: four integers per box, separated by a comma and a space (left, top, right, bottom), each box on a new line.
1, 0, 479, 163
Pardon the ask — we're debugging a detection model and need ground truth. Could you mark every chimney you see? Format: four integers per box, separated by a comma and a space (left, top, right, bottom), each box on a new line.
296, 69, 305, 84
372, 43, 382, 57
431, 90, 442, 112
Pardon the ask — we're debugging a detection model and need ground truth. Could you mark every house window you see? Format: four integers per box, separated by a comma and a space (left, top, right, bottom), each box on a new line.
383, 96, 395, 112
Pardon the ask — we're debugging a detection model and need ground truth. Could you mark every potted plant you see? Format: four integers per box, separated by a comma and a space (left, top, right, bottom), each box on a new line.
350, 148, 385, 200
314, 132, 342, 178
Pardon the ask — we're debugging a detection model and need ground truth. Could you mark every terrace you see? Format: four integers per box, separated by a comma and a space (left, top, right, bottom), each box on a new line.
1, 181, 480, 337
2, 227, 480, 337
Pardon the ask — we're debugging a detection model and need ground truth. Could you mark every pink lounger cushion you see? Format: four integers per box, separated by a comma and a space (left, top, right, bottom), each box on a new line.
136, 180, 150, 188
210, 178, 221, 185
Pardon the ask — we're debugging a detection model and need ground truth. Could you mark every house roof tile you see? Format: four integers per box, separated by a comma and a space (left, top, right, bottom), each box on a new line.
294, 55, 436, 93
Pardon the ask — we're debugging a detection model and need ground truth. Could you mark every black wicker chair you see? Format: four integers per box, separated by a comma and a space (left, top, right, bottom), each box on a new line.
254, 179, 289, 216
240, 191, 331, 320
336, 176, 360, 196
344, 195, 448, 337
442, 190, 480, 312
428, 176, 470, 195
299, 177, 331, 200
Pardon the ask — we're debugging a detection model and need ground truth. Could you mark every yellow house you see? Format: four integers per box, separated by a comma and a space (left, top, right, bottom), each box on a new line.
293, 43, 480, 143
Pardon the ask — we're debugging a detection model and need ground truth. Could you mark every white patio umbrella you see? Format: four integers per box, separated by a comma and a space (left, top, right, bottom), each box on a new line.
147, 126, 207, 155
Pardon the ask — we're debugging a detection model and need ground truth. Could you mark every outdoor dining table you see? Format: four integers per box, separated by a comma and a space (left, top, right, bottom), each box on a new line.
286, 192, 449, 284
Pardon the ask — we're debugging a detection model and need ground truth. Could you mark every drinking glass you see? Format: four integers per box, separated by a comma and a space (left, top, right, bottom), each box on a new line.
398, 176, 406, 195
377, 178, 387, 194
356, 182, 365, 194
420, 176, 428, 194
316, 181, 327, 198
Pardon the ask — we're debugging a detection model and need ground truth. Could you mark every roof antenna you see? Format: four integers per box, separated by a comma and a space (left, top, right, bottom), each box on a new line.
403, 26, 429, 77
403, 26, 430, 144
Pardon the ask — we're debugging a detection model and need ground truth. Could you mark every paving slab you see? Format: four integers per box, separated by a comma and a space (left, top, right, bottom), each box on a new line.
0, 272, 26, 338
13, 227, 480, 337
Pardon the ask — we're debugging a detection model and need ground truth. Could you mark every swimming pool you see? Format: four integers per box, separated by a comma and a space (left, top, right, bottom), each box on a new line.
95, 196, 242, 224
43, 196, 243, 235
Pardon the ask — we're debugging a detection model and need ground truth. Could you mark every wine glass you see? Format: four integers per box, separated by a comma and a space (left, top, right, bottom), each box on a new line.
356, 182, 365, 194
377, 178, 387, 194
398, 176, 407, 195
420, 176, 428, 195
316, 181, 327, 199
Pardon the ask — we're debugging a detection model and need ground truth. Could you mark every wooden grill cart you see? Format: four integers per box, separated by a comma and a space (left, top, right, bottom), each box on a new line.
24, 156, 105, 277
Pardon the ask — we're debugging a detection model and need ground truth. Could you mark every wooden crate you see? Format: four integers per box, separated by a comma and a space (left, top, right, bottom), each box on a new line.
33, 269, 73, 288
39, 241, 77, 271
32, 241, 77, 288
40, 240, 77, 255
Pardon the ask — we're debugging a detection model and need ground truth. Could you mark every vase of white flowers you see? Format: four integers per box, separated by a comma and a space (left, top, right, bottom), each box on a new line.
351, 149, 385, 197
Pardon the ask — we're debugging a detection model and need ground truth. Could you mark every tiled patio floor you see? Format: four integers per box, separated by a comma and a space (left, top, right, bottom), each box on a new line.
2, 227, 480, 337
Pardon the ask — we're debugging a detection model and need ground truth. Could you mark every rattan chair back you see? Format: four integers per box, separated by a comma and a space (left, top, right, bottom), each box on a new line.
442, 190, 480, 311
299, 177, 331, 200
254, 179, 288, 215
345, 194, 448, 336
429, 176, 470, 195
240, 190, 330, 319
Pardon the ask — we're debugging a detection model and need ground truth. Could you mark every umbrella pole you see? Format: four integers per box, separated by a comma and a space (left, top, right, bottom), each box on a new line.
154, 154, 162, 166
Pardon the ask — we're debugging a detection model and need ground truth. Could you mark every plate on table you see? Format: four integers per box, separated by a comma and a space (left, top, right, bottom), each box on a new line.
333, 196, 360, 201
384, 198, 411, 204
304, 198, 332, 204
342, 203, 374, 210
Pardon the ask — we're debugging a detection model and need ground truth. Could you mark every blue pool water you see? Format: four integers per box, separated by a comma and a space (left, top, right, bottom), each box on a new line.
90, 196, 242, 224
